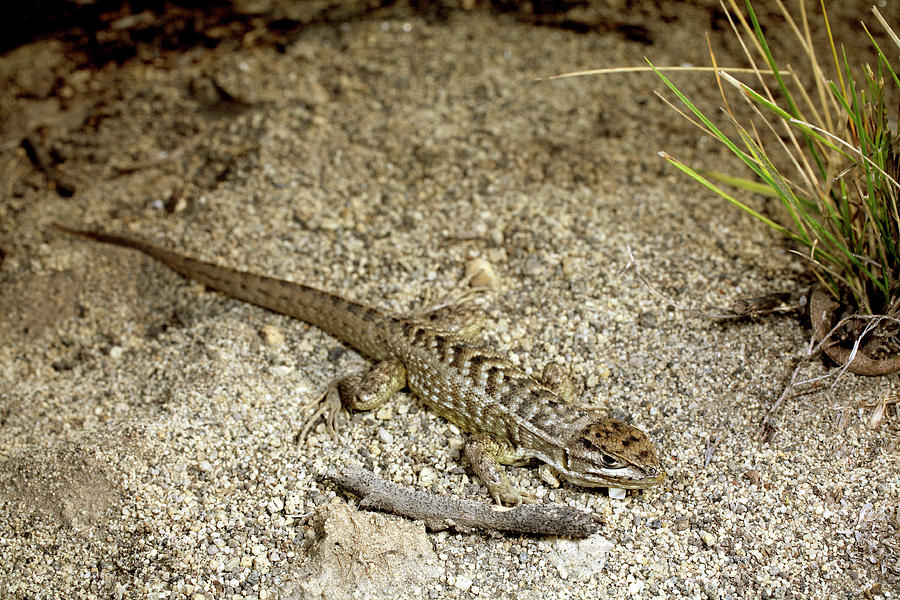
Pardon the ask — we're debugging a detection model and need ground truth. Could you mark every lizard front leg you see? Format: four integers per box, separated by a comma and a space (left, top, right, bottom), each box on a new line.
463, 434, 524, 505
541, 362, 577, 405
412, 304, 485, 342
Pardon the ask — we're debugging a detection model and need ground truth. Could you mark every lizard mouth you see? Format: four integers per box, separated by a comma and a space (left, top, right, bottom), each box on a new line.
557, 463, 666, 489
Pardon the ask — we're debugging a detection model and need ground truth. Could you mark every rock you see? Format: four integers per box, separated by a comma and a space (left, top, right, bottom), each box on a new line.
289, 503, 442, 600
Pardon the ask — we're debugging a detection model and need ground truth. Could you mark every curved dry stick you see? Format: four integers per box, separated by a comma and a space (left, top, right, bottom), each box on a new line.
809, 287, 900, 376
320, 466, 602, 538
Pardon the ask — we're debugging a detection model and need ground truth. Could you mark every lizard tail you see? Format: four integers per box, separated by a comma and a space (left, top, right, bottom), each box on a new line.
53, 223, 396, 360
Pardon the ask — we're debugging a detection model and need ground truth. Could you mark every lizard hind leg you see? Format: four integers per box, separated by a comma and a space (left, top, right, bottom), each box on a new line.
337, 358, 407, 411
298, 358, 407, 441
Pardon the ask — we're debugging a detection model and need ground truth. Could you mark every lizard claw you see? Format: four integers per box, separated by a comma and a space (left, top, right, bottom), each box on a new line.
537, 463, 561, 488
297, 383, 344, 443
493, 486, 523, 506
491, 485, 539, 506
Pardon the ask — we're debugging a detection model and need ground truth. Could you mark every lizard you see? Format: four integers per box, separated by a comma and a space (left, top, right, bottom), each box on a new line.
55, 224, 665, 504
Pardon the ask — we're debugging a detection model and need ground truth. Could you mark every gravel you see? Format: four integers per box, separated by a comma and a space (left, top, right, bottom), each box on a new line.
1, 4, 898, 599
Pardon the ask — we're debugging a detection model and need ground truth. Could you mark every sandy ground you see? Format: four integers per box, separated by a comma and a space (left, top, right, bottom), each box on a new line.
1, 2, 898, 599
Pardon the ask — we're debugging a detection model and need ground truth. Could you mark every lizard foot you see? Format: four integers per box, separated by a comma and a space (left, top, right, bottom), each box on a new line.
541, 362, 578, 405
298, 359, 407, 443
297, 383, 344, 442
463, 433, 536, 506
537, 463, 562, 488
489, 483, 539, 506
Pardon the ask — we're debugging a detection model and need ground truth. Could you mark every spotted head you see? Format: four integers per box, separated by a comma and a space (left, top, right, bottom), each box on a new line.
558, 418, 664, 489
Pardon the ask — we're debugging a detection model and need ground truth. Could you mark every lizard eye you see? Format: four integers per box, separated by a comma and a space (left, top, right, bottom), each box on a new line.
600, 453, 626, 469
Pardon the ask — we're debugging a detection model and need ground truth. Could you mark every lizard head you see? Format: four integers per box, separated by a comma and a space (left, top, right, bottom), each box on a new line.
560, 418, 664, 489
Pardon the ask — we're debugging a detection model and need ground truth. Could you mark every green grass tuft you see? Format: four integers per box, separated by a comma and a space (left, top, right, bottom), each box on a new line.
653, 1, 900, 316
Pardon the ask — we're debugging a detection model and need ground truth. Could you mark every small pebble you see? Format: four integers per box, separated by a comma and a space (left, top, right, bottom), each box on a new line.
273, 365, 294, 377
465, 258, 499, 289
419, 467, 437, 487
267, 496, 284, 514
377, 427, 394, 444
637, 311, 657, 328
224, 557, 240, 572
453, 573, 474, 592
259, 324, 285, 347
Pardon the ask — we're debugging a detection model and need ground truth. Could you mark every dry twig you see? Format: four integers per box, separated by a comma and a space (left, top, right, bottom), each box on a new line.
320, 465, 602, 538
760, 310, 900, 431
620, 248, 896, 428
619, 247, 805, 319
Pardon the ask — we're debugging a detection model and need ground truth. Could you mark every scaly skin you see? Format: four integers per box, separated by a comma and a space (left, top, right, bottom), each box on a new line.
56, 225, 665, 504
